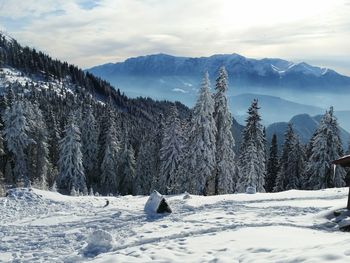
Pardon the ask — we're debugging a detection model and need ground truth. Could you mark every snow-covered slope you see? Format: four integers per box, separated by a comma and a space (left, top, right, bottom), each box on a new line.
1, 188, 350, 262
0, 67, 74, 96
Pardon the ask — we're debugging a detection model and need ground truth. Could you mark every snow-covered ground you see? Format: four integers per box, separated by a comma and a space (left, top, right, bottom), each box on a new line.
1, 188, 350, 262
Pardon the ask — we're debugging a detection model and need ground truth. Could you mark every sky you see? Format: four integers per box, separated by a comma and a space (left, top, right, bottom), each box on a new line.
1, 0, 350, 75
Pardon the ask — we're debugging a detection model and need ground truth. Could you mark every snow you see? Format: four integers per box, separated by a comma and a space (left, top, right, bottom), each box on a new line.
0, 67, 32, 86
1, 187, 350, 262
0, 67, 75, 97
83, 230, 116, 257
172, 88, 188, 93
270, 62, 329, 77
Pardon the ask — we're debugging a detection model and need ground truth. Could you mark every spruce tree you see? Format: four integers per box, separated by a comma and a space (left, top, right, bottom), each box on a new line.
100, 117, 120, 195
3, 100, 33, 187
213, 66, 237, 194
26, 102, 50, 190
45, 106, 61, 173
185, 72, 217, 195
265, 134, 279, 192
237, 99, 266, 193
118, 134, 136, 195
150, 114, 164, 192
57, 113, 87, 194
274, 124, 305, 191
81, 106, 99, 188
158, 105, 184, 194
305, 107, 346, 189
134, 135, 156, 195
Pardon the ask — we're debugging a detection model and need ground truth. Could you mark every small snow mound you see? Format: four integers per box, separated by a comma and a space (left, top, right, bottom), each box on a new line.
83, 230, 115, 257
6, 188, 43, 202
246, 186, 256, 194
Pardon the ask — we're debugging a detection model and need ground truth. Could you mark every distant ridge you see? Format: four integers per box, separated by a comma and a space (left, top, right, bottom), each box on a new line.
88, 53, 350, 95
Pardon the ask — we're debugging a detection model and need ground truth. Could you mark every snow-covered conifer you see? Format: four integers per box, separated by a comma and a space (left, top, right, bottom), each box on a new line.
118, 134, 136, 195
213, 66, 237, 194
100, 117, 120, 195
159, 105, 185, 194
26, 102, 50, 190
81, 106, 99, 188
305, 107, 346, 189
237, 99, 266, 193
274, 124, 305, 191
265, 134, 279, 192
150, 114, 164, 192
134, 135, 156, 195
185, 72, 217, 195
57, 113, 87, 194
3, 100, 33, 187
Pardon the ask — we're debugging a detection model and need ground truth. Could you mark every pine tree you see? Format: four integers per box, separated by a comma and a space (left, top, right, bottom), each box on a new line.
185, 72, 217, 195
100, 117, 120, 195
237, 99, 266, 193
213, 66, 237, 194
265, 134, 279, 192
57, 113, 87, 194
305, 107, 346, 189
3, 100, 33, 187
81, 106, 99, 188
159, 105, 185, 194
118, 134, 136, 195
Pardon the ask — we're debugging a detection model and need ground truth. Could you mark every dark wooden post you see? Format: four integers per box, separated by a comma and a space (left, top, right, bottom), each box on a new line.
333, 156, 350, 210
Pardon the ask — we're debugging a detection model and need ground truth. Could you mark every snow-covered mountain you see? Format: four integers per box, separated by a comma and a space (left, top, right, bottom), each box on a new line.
87, 53, 350, 101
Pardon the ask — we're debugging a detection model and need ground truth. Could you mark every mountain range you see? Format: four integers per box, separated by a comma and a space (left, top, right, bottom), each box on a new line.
87, 53, 350, 131
87, 53, 350, 102
88, 53, 350, 93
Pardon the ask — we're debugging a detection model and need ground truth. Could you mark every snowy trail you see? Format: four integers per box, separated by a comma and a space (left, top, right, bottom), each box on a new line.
0, 188, 350, 262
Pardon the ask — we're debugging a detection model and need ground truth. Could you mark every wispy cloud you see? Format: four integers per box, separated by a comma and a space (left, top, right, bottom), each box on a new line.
0, 0, 350, 75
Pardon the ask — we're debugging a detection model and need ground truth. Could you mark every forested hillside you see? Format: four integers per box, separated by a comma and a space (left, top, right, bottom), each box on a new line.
0, 33, 191, 196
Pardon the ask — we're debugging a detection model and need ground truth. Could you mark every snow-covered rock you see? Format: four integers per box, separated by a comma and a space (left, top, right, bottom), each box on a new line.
144, 190, 172, 214
246, 186, 256, 194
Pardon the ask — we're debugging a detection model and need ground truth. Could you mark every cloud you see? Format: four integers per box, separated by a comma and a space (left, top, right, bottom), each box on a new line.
0, 0, 349, 75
